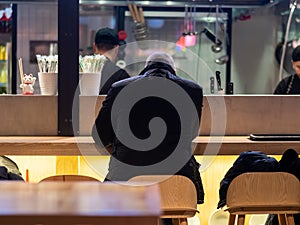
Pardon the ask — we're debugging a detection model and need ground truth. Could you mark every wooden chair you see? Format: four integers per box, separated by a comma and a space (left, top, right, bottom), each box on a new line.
40, 174, 100, 182
226, 172, 300, 225
128, 175, 199, 225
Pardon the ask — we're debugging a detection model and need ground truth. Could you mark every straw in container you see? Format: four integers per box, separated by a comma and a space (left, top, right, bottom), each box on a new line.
79, 54, 106, 96
36, 54, 58, 95
36, 55, 58, 73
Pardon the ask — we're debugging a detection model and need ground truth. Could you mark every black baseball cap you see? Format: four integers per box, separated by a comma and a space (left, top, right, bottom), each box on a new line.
94, 27, 119, 46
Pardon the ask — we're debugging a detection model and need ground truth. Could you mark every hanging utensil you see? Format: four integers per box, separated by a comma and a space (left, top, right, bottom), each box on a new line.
128, 3, 137, 22
215, 22, 229, 65
215, 71, 222, 91
133, 3, 140, 22
183, 5, 188, 35
211, 5, 222, 53
139, 6, 145, 24
128, 2, 148, 49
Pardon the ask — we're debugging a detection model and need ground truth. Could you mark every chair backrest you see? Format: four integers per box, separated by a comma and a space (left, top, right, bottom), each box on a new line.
129, 175, 198, 215
226, 172, 300, 209
40, 175, 100, 182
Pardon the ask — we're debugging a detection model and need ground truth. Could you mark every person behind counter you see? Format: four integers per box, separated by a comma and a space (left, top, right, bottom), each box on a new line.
93, 27, 130, 94
92, 52, 205, 225
274, 45, 300, 94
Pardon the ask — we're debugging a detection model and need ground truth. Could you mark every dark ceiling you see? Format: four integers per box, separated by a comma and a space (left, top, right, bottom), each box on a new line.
3, 0, 284, 7
79, 0, 283, 7
121, 0, 276, 6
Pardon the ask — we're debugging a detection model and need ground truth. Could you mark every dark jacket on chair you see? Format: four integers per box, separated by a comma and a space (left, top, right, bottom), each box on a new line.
0, 166, 24, 181
217, 151, 280, 209
265, 149, 300, 225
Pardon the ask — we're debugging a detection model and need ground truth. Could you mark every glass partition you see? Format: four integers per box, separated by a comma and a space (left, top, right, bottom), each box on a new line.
122, 9, 230, 95
11, 1, 297, 95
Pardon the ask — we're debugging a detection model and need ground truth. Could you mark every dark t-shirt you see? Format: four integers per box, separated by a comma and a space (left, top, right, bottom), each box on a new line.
99, 59, 130, 94
274, 74, 300, 94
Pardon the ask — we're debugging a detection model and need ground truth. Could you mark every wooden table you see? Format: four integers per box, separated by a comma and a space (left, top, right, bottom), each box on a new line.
0, 181, 161, 225
0, 136, 299, 155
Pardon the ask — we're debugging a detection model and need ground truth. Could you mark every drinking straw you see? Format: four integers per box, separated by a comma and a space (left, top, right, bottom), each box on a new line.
18, 58, 24, 94
36, 55, 43, 72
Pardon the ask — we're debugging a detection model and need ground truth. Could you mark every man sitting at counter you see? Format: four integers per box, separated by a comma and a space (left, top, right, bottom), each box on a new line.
92, 52, 205, 224
274, 45, 300, 94
93, 27, 130, 94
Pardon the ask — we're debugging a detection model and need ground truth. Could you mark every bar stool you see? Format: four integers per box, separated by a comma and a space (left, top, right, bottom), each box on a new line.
39, 174, 100, 182
225, 172, 300, 225
129, 175, 199, 225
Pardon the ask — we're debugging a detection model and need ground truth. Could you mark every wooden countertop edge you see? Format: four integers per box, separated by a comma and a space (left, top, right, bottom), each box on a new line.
0, 136, 299, 155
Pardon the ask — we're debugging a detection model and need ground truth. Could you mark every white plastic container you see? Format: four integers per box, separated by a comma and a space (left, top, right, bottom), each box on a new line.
38, 72, 58, 95
79, 72, 101, 96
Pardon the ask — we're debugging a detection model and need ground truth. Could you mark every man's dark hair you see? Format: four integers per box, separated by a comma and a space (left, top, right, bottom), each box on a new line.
292, 45, 300, 62
94, 27, 119, 51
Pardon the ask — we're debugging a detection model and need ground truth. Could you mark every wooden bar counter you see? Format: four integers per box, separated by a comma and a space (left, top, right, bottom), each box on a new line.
0, 135, 299, 155
1, 95, 299, 155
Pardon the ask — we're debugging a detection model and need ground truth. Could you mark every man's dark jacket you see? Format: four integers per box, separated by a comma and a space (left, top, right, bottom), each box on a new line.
92, 62, 204, 203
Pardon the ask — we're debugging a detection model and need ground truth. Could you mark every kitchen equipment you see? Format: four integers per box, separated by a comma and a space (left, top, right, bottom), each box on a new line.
201, 27, 222, 52
128, 3, 148, 49
212, 5, 223, 53
182, 5, 197, 47
227, 82, 234, 94
215, 71, 222, 91
215, 55, 228, 65
210, 76, 215, 94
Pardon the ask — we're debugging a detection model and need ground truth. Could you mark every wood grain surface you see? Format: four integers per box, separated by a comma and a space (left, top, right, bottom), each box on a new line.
0, 181, 161, 225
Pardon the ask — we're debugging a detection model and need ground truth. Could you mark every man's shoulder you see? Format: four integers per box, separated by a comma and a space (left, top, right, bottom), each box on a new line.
172, 74, 203, 91
111, 75, 140, 88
